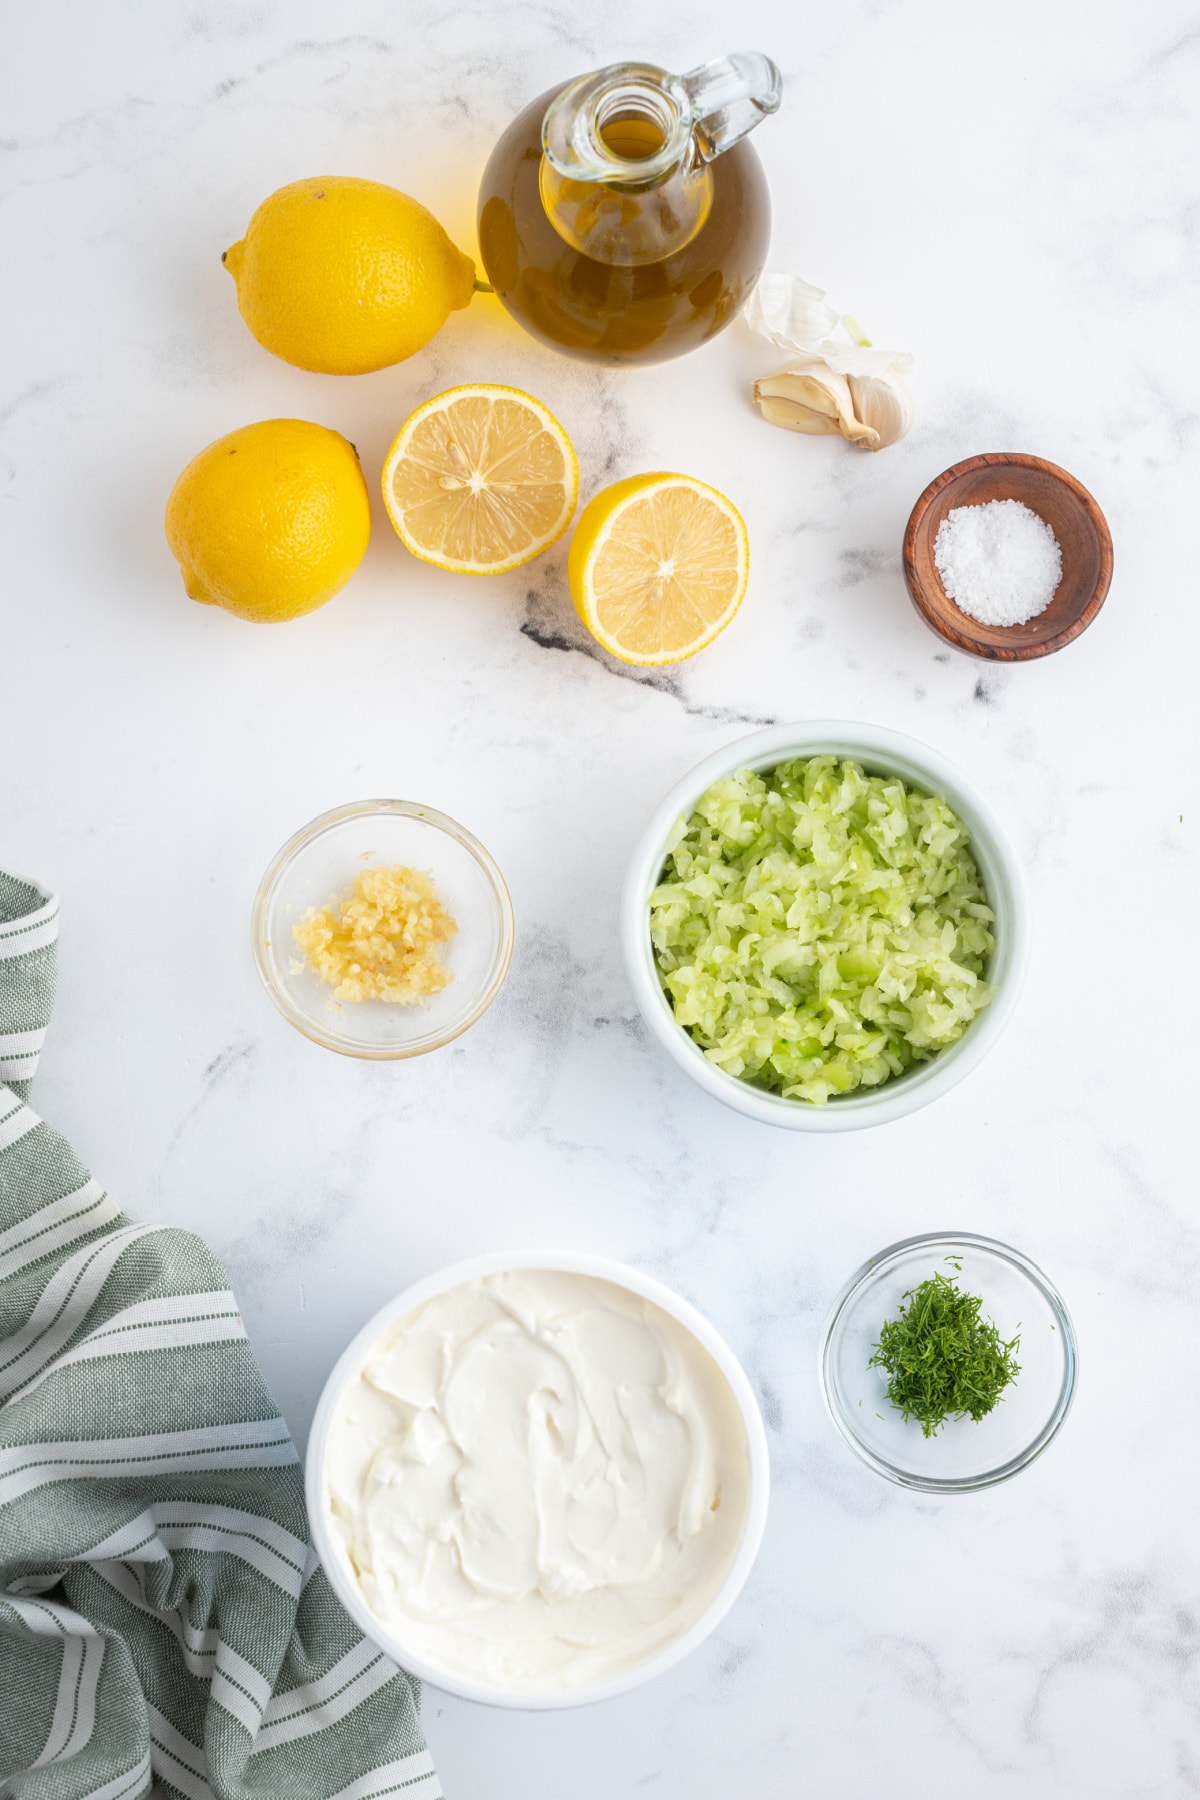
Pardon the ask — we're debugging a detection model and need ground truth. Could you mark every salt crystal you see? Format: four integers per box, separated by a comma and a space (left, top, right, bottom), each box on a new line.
933, 498, 1062, 628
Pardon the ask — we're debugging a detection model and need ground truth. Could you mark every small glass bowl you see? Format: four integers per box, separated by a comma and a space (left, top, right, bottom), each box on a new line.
820, 1232, 1077, 1492
251, 800, 514, 1060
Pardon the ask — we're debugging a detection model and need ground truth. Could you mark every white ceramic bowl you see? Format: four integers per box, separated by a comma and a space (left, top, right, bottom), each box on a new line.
305, 1250, 770, 1710
621, 721, 1030, 1132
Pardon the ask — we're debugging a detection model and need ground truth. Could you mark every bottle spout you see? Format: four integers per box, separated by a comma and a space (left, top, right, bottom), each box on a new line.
542, 62, 695, 186
678, 53, 783, 161
542, 56, 782, 185
540, 61, 715, 265
538, 54, 780, 265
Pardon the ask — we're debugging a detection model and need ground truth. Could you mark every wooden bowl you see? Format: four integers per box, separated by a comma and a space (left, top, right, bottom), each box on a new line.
903, 453, 1113, 661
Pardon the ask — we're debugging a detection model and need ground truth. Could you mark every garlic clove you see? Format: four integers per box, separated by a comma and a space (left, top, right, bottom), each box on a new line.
753, 365, 880, 446
846, 370, 915, 451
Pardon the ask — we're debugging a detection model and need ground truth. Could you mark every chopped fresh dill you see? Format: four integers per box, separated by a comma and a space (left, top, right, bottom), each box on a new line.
869, 1264, 1020, 1439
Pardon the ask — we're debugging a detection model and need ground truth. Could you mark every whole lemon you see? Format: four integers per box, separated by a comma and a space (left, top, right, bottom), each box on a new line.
165, 419, 372, 623
223, 176, 477, 374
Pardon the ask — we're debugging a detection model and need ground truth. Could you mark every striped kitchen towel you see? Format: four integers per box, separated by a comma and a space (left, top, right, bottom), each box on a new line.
0, 870, 440, 1800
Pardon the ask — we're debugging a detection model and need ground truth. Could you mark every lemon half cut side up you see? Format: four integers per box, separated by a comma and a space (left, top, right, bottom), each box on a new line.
382, 385, 579, 575
568, 473, 749, 666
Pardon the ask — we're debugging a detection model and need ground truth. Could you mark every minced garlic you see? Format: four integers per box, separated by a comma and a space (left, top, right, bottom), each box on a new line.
293, 865, 456, 1005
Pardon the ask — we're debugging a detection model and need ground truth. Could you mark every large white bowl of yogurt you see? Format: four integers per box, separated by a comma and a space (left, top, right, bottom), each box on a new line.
305, 1251, 770, 1709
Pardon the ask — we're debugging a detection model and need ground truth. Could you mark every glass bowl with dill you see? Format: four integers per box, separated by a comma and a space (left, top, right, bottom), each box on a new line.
820, 1232, 1076, 1492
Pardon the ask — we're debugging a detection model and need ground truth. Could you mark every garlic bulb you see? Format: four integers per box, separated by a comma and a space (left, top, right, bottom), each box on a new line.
746, 272, 915, 452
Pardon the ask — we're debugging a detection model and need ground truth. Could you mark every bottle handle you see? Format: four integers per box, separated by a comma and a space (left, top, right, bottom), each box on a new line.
677, 53, 782, 161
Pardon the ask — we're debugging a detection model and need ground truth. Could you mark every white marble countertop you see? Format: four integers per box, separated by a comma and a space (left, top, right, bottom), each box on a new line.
5, 1, 1198, 1793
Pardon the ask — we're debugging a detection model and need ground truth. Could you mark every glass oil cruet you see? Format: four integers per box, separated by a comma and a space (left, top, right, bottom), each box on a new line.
477, 54, 782, 365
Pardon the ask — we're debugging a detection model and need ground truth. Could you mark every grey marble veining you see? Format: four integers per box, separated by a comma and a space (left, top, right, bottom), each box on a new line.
4, 0, 1199, 1794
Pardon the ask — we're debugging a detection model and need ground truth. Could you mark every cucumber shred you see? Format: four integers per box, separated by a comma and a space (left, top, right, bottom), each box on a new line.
649, 757, 995, 1105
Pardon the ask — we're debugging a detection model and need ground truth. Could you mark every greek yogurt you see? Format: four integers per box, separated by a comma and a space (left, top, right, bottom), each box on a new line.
322, 1268, 752, 1693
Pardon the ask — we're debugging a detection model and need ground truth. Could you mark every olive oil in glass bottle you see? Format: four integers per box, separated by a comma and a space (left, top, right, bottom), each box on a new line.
477, 54, 782, 365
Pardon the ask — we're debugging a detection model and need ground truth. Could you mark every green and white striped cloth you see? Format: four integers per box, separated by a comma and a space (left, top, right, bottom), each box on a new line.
0, 870, 439, 1800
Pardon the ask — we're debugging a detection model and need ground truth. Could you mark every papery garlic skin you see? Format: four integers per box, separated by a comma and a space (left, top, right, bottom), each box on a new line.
743, 273, 840, 353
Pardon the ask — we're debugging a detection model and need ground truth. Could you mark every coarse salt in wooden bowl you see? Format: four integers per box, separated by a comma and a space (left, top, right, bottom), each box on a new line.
903, 453, 1113, 661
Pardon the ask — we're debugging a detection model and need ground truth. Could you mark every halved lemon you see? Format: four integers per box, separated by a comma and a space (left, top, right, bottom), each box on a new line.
381, 384, 578, 575
568, 472, 749, 666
